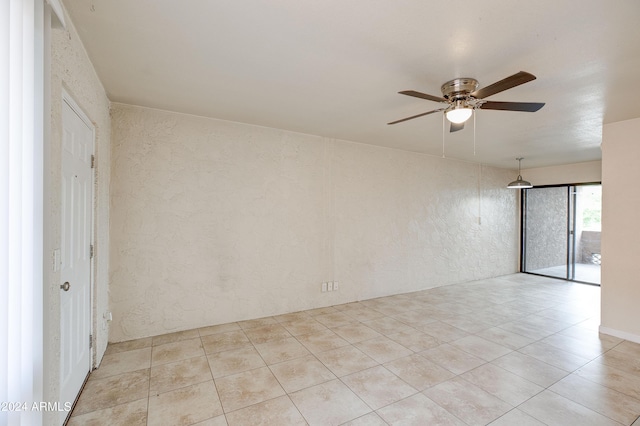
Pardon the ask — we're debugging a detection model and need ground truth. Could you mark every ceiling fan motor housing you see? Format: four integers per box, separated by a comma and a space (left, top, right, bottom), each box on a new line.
441, 78, 479, 100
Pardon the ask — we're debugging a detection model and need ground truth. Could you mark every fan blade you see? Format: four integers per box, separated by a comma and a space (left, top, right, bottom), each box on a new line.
471, 71, 536, 99
450, 122, 464, 133
387, 108, 444, 125
399, 90, 447, 103
479, 101, 545, 112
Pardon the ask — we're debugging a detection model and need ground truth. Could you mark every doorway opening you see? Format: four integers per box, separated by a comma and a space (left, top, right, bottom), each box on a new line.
521, 183, 601, 285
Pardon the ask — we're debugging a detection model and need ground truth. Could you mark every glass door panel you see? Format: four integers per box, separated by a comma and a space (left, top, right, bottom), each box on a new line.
523, 187, 569, 279
573, 185, 602, 284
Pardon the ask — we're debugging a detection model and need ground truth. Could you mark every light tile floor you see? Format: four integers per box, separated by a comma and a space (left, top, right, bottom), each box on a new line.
69, 274, 640, 426
528, 263, 601, 285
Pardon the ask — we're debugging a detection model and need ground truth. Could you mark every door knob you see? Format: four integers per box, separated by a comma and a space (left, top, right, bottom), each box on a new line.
60, 281, 70, 291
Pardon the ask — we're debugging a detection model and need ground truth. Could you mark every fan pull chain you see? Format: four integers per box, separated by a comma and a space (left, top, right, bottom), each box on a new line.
478, 163, 482, 225
442, 113, 446, 158
473, 110, 476, 156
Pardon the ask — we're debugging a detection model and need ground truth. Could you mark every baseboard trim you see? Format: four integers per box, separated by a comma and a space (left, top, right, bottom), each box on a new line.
599, 325, 640, 344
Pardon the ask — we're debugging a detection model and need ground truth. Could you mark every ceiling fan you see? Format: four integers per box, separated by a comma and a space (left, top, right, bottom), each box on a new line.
388, 71, 545, 132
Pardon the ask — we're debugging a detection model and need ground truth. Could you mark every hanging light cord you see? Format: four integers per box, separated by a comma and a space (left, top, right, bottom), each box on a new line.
517, 157, 523, 177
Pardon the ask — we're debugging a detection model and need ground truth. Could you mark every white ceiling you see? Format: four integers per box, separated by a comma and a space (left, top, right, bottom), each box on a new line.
63, 0, 640, 169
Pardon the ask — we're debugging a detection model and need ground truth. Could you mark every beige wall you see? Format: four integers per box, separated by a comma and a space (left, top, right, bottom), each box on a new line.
522, 160, 601, 186
109, 103, 519, 342
46, 5, 111, 419
601, 118, 640, 343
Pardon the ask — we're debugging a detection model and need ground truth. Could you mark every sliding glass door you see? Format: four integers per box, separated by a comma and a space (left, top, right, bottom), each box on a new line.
522, 184, 601, 285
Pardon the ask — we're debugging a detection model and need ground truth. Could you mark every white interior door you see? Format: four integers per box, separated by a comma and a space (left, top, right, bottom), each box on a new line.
60, 96, 94, 422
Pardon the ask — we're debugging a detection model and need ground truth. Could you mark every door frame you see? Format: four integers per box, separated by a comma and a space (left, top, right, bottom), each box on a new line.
60, 88, 96, 406
520, 181, 602, 285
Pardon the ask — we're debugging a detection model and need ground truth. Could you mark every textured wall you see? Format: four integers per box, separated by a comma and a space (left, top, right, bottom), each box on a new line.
523, 187, 568, 271
48, 5, 111, 419
332, 142, 518, 299
110, 104, 519, 342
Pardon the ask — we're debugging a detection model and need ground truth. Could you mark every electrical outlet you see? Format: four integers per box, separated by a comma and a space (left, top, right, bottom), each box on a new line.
333, 281, 339, 291
327, 281, 333, 291
321, 282, 327, 292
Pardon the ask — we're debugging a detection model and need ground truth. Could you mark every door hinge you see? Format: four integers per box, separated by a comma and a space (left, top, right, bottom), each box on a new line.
91, 154, 95, 169
89, 334, 93, 348
90, 244, 94, 258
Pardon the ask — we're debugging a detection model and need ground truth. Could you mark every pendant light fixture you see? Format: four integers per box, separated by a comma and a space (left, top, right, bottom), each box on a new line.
507, 157, 532, 189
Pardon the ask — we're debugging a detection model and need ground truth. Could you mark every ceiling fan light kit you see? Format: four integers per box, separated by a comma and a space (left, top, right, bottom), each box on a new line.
445, 104, 473, 124
442, 78, 477, 124
507, 157, 533, 189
